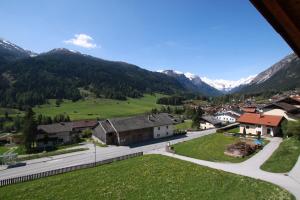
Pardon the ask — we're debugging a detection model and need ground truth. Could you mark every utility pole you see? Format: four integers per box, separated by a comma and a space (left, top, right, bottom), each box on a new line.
94, 142, 96, 166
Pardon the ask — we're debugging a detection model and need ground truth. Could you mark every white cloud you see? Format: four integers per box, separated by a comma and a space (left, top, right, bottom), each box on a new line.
64, 34, 97, 49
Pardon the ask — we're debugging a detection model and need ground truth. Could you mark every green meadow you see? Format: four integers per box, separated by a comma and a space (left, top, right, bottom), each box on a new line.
0, 155, 293, 200
33, 94, 166, 120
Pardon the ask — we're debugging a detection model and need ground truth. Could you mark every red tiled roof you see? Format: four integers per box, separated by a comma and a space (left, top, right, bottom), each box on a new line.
237, 113, 283, 127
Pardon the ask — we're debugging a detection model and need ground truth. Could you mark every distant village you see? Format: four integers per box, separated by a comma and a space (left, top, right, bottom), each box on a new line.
2, 91, 299, 150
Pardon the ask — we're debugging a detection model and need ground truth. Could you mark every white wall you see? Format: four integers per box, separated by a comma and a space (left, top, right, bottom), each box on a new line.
200, 122, 215, 130
216, 114, 236, 123
239, 124, 274, 136
153, 125, 174, 138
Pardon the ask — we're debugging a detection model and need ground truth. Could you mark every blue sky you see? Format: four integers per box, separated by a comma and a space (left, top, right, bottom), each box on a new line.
0, 0, 292, 80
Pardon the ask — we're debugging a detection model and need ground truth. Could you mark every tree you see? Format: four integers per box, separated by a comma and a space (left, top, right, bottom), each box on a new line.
192, 107, 204, 129
55, 99, 63, 107
4, 111, 9, 119
151, 108, 158, 114
243, 127, 246, 138
286, 120, 300, 140
13, 116, 23, 132
23, 108, 37, 153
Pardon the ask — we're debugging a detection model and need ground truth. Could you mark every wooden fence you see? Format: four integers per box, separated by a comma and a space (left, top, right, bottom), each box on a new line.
0, 152, 143, 187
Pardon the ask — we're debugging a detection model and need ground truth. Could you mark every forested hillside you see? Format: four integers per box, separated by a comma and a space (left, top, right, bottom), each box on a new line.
0, 48, 187, 108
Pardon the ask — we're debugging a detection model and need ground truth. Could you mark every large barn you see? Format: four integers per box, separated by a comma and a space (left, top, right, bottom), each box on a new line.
93, 113, 176, 146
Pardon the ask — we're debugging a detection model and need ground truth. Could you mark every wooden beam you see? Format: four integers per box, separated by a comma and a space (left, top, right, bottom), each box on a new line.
251, 0, 300, 56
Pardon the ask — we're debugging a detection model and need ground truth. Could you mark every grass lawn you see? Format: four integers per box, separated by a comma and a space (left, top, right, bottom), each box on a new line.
173, 133, 259, 163
226, 127, 240, 133
0, 155, 293, 200
261, 137, 300, 173
0, 107, 23, 118
0, 146, 10, 155
175, 119, 193, 131
33, 94, 165, 120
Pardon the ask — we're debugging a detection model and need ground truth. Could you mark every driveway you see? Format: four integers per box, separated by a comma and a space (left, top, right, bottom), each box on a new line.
153, 137, 300, 199
0, 128, 216, 180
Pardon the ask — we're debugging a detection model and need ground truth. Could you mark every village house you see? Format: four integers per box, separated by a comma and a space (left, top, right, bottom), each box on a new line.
215, 112, 239, 124
241, 106, 257, 113
37, 120, 98, 148
93, 113, 176, 146
199, 115, 222, 130
262, 96, 300, 121
237, 113, 284, 137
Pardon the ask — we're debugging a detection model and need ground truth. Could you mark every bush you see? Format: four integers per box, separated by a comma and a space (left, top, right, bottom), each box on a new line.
286, 120, 300, 140
82, 129, 92, 138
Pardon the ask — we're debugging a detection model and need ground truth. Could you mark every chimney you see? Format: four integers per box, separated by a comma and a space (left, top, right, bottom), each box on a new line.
259, 110, 263, 118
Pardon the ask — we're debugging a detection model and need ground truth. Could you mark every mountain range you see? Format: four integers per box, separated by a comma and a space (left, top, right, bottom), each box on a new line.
159, 53, 300, 94
0, 39, 194, 107
0, 38, 299, 108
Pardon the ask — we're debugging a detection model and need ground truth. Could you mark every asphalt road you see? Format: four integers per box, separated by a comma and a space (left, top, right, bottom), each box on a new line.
0, 129, 216, 180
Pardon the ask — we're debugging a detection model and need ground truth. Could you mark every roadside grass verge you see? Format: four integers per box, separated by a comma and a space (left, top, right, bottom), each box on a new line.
17, 148, 89, 161
173, 133, 263, 163
0, 155, 293, 200
261, 137, 300, 173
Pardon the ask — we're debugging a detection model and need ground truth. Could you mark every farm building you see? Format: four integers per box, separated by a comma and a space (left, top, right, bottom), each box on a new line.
37, 120, 98, 147
93, 113, 176, 146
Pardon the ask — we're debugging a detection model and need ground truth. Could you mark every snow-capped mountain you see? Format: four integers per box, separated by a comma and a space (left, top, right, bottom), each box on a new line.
249, 53, 297, 85
159, 70, 222, 96
201, 75, 256, 92
237, 53, 300, 93
0, 38, 37, 62
159, 69, 256, 93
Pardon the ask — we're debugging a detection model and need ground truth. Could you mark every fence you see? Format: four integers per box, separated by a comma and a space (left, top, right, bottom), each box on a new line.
0, 152, 143, 187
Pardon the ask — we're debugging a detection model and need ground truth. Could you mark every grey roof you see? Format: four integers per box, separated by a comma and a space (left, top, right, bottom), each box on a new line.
38, 122, 73, 134
215, 112, 239, 119
201, 115, 222, 125
37, 120, 99, 134
263, 102, 299, 113
100, 113, 175, 133
230, 108, 244, 115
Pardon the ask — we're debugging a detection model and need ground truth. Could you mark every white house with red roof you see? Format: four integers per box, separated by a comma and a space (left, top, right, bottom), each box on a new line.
237, 113, 284, 137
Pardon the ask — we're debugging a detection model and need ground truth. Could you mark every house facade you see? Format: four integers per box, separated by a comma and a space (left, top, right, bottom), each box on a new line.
200, 115, 222, 130
215, 112, 239, 124
93, 113, 175, 146
237, 113, 284, 137
37, 120, 98, 148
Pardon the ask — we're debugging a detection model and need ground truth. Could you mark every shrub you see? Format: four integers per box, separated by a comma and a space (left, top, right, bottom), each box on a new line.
82, 129, 92, 138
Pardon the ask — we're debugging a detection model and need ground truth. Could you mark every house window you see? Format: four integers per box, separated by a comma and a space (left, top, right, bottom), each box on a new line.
246, 126, 249, 129
166, 126, 168, 129
157, 134, 160, 137
257, 125, 261, 128
158, 127, 160, 130
166, 132, 168, 135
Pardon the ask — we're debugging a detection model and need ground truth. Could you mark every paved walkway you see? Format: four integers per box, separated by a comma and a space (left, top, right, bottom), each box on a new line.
152, 137, 300, 199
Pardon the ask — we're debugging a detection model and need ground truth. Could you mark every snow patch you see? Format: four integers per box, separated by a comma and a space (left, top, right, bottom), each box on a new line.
201, 75, 256, 92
